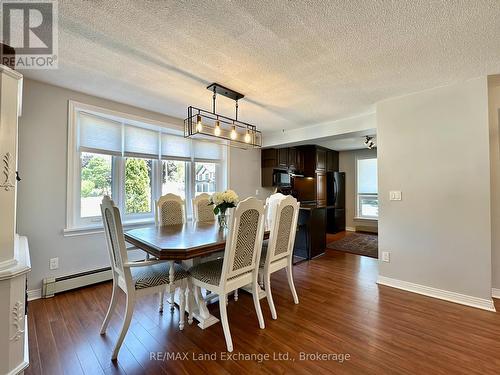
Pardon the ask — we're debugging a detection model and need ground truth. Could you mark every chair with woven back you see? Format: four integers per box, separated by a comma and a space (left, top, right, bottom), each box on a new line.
260, 195, 300, 319
99, 196, 189, 360
154, 193, 187, 312
187, 197, 266, 352
192, 193, 216, 222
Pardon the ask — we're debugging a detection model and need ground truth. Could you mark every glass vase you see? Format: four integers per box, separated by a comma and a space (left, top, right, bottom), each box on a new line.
218, 209, 228, 228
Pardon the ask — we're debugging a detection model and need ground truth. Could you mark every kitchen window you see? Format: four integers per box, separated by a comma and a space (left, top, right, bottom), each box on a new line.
66, 101, 226, 231
356, 157, 378, 219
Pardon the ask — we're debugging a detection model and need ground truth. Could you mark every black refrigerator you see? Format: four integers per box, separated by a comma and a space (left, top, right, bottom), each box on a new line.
326, 171, 346, 233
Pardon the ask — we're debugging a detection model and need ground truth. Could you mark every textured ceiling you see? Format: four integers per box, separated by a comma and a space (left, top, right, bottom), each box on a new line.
21, 0, 500, 133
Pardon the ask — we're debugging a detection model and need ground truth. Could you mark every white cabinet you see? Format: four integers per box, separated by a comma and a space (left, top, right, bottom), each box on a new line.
0, 65, 30, 375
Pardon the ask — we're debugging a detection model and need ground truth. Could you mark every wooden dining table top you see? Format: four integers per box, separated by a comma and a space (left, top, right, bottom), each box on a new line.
124, 221, 269, 260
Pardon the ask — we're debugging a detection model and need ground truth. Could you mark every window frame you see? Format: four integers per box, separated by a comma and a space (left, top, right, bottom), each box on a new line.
65, 100, 228, 234
355, 155, 378, 220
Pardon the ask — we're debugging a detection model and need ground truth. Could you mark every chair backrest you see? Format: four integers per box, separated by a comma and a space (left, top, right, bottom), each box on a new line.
192, 193, 216, 222
155, 193, 186, 226
101, 196, 131, 283
264, 195, 300, 267
265, 192, 287, 229
220, 197, 265, 286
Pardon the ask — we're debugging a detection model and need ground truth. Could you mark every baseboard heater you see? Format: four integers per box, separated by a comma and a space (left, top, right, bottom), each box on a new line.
42, 267, 112, 298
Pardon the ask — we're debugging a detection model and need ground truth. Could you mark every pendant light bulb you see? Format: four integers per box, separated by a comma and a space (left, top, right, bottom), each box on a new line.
196, 115, 203, 132
230, 125, 237, 140
214, 120, 221, 136
244, 129, 251, 143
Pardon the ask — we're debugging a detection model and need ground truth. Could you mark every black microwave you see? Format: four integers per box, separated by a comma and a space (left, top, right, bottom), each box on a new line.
273, 170, 291, 186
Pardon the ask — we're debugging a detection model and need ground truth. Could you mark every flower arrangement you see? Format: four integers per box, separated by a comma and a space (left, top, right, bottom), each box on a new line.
209, 190, 239, 227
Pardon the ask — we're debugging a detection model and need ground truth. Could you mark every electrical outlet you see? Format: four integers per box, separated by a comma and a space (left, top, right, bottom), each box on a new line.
382, 252, 390, 262
49, 257, 59, 270
255, 189, 259, 196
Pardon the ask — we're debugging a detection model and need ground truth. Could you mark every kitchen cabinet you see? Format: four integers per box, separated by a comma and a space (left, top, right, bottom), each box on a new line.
316, 148, 326, 172
277, 148, 288, 168
288, 147, 297, 171
326, 150, 339, 172
316, 172, 327, 207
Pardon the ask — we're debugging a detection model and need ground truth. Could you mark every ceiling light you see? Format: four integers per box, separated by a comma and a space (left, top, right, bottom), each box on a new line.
230, 125, 237, 140
364, 136, 376, 149
244, 129, 251, 143
214, 120, 221, 136
184, 83, 262, 148
195, 115, 203, 132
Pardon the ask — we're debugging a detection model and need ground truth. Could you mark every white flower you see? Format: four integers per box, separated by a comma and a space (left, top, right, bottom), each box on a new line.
210, 190, 239, 206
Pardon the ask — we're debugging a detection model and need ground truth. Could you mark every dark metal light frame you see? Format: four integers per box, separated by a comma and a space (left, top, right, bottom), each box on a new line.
184, 83, 262, 148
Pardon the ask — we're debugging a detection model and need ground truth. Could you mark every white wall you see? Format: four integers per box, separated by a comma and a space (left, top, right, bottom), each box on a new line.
339, 148, 378, 232
377, 77, 492, 301
488, 76, 500, 291
264, 112, 376, 147
17, 79, 262, 290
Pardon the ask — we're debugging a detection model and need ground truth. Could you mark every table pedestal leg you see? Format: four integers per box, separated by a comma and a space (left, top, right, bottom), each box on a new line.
181, 258, 220, 329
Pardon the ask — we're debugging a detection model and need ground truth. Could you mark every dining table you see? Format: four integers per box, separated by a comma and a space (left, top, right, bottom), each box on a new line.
124, 220, 269, 329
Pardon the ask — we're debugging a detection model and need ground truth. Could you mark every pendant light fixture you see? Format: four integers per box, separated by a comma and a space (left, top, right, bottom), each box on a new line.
184, 83, 262, 148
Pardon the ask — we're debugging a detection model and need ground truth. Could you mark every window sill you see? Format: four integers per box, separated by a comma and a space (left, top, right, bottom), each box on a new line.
63, 219, 155, 237
354, 217, 378, 222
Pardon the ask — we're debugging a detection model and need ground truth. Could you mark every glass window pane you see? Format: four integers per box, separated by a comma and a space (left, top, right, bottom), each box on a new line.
195, 162, 217, 195
359, 195, 379, 217
125, 157, 153, 214
80, 152, 112, 218
162, 160, 186, 199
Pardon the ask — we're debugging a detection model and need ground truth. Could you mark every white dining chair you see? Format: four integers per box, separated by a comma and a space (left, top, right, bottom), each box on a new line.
99, 196, 190, 360
260, 195, 300, 319
192, 193, 216, 222
187, 197, 266, 352
155, 193, 186, 226
155, 193, 187, 311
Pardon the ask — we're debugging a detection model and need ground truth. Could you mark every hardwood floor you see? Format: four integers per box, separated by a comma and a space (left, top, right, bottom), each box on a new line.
26, 234, 500, 374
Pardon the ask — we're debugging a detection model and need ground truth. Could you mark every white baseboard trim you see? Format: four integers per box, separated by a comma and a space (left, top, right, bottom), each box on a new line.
492, 288, 500, 299
345, 226, 356, 232
27, 288, 41, 301
377, 276, 496, 312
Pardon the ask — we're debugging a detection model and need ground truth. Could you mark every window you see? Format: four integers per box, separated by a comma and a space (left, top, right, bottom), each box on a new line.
356, 157, 378, 219
195, 162, 217, 195
80, 152, 113, 218
162, 160, 186, 198
66, 101, 227, 230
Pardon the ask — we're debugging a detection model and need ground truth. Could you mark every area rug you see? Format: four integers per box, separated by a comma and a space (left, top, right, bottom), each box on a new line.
327, 233, 378, 258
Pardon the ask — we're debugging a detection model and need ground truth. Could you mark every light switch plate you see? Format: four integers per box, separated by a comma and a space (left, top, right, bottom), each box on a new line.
390, 191, 402, 201
382, 251, 390, 262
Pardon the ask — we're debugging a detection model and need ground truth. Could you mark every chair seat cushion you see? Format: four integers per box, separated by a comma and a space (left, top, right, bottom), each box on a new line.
131, 262, 188, 290
188, 259, 223, 286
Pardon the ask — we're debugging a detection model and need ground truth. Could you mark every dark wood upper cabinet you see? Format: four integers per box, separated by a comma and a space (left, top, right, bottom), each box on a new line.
326, 150, 339, 172
288, 147, 297, 171
277, 148, 288, 168
261, 148, 277, 168
316, 148, 326, 172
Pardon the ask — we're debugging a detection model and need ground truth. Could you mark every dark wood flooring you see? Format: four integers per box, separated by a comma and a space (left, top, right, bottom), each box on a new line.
26, 232, 500, 374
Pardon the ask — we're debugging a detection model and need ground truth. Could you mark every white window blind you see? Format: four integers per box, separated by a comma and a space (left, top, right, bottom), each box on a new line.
193, 141, 223, 160
357, 158, 378, 194
161, 133, 191, 160
77, 110, 222, 161
78, 112, 122, 155
124, 124, 159, 158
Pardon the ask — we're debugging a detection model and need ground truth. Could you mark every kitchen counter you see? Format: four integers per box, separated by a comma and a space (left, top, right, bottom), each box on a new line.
293, 203, 327, 263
